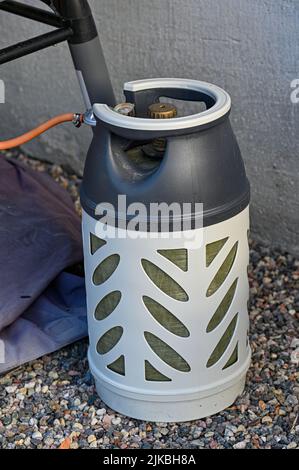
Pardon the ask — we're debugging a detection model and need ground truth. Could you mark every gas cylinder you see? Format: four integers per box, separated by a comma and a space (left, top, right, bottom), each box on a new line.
81, 78, 251, 422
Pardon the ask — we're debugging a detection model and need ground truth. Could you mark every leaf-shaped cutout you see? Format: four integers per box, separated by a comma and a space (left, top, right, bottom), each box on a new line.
141, 259, 189, 302
90, 233, 106, 255
223, 343, 238, 370
107, 355, 125, 376
158, 249, 188, 272
143, 296, 190, 337
206, 242, 238, 297
206, 314, 238, 368
97, 326, 123, 355
206, 237, 228, 267
144, 332, 191, 372
93, 254, 120, 285
145, 360, 171, 382
206, 278, 238, 332
95, 291, 121, 321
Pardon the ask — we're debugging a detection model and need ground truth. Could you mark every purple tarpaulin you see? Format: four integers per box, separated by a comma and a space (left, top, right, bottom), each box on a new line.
0, 157, 88, 374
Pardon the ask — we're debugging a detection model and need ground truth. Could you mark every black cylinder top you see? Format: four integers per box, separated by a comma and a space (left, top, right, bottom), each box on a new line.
81, 79, 250, 230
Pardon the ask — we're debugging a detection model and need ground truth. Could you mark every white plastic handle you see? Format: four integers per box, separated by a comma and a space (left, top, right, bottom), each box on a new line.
93, 78, 231, 132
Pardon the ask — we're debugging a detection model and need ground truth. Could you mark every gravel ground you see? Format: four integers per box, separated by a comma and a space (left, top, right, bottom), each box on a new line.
0, 150, 298, 449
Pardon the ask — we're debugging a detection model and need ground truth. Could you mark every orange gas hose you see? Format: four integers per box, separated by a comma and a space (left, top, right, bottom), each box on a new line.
0, 113, 84, 150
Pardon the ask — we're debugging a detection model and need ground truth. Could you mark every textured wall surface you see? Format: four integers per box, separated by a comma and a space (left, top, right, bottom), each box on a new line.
0, 0, 298, 253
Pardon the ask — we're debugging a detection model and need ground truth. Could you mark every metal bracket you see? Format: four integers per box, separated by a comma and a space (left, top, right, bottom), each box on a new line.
83, 108, 97, 127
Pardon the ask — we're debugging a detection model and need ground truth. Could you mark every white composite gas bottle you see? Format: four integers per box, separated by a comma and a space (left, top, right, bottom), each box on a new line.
81, 78, 251, 422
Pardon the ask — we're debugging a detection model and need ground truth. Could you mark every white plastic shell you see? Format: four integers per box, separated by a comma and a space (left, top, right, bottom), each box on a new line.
82, 207, 251, 422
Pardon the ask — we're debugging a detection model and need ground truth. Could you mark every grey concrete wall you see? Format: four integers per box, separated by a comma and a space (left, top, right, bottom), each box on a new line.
0, 0, 298, 254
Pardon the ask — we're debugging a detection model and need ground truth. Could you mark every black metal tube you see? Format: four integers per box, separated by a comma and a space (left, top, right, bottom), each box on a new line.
0, 0, 63, 28
0, 27, 73, 65
52, 0, 116, 107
